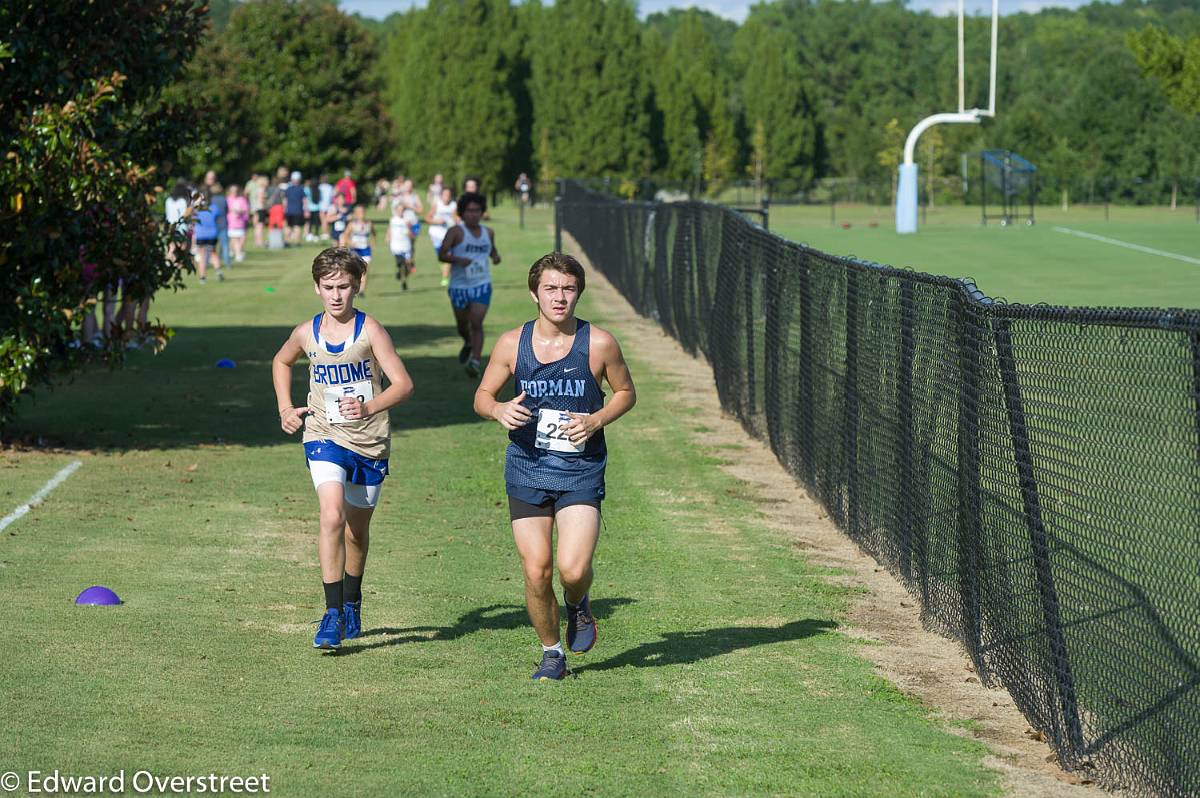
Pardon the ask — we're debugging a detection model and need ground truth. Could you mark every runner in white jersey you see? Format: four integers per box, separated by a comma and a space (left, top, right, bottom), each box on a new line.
426, 187, 457, 287
340, 205, 375, 296
438, 191, 499, 378
272, 247, 414, 650
386, 204, 417, 291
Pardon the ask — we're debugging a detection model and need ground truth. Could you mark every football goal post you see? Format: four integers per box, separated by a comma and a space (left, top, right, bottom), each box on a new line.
896, 0, 999, 234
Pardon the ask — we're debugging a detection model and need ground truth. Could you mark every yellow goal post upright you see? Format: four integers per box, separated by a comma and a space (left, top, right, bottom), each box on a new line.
896, 0, 999, 234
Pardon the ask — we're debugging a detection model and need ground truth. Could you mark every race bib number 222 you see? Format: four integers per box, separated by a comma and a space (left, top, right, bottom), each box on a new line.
535, 408, 586, 453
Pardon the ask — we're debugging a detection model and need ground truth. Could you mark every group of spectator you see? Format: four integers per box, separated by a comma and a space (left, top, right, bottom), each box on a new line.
167, 168, 361, 283
77, 167, 501, 349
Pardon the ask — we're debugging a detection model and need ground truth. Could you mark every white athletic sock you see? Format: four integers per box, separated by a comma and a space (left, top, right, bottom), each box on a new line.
542, 642, 564, 655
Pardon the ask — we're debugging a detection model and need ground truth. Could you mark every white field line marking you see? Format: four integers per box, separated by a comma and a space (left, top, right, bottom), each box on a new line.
1053, 226, 1200, 266
0, 460, 82, 533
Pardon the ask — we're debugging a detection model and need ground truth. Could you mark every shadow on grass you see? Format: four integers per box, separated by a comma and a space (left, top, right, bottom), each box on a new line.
9, 324, 493, 450
572, 618, 839, 673
335, 598, 637, 656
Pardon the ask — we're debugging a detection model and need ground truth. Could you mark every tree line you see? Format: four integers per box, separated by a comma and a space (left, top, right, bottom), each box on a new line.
185, 0, 1200, 201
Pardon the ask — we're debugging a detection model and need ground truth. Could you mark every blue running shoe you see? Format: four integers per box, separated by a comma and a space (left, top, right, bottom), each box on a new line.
342, 600, 362, 640
313, 607, 344, 650
531, 649, 567, 681
566, 595, 597, 654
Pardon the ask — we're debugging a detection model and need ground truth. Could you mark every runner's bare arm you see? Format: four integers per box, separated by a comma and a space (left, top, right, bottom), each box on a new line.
488, 227, 501, 264
474, 329, 529, 430
439, 226, 469, 265
565, 327, 635, 444
272, 323, 310, 434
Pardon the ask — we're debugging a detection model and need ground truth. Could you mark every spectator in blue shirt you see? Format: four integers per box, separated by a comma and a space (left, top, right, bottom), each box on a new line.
284, 171, 307, 246
193, 188, 224, 283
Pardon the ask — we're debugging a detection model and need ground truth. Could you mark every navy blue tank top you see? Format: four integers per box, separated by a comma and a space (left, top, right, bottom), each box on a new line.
504, 319, 607, 491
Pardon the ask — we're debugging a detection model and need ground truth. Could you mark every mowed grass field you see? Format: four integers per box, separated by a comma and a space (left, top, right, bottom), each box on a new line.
766, 203, 1200, 308
2, 205, 1001, 796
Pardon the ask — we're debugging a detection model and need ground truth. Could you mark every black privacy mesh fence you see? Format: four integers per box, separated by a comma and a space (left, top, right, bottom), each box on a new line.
558, 179, 1200, 796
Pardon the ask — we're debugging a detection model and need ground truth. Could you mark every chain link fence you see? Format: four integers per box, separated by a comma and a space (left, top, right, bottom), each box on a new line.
559, 178, 1200, 796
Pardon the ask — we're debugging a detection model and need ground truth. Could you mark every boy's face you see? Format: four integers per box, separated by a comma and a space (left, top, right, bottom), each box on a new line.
531, 269, 581, 324
461, 202, 483, 226
314, 270, 358, 316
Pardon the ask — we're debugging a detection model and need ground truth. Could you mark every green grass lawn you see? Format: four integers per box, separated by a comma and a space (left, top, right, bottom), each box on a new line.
767, 203, 1200, 308
2, 205, 1001, 795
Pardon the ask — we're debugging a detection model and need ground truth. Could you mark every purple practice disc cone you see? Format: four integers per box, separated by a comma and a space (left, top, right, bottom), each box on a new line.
75, 585, 122, 606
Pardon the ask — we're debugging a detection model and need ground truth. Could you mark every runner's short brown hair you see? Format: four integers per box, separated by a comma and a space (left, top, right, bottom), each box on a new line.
312, 247, 366, 287
528, 252, 585, 294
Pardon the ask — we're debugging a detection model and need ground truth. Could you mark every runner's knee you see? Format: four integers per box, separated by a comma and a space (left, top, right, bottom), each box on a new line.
344, 522, 368, 545
319, 505, 346, 532
558, 561, 592, 588
522, 561, 554, 589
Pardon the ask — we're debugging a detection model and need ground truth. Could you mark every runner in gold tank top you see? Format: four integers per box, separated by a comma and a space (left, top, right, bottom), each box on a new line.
272, 248, 414, 650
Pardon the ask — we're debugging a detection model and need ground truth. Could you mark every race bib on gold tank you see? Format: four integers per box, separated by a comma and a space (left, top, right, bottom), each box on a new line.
324, 381, 374, 425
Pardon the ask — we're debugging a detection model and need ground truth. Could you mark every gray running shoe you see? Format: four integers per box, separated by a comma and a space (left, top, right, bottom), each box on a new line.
531, 649, 567, 681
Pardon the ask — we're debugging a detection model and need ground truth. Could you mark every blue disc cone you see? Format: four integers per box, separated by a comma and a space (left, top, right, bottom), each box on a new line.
215, 359, 236, 369
75, 585, 122, 606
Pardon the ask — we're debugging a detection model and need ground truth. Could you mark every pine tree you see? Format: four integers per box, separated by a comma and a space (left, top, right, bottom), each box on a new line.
529, 0, 651, 179
383, 0, 519, 191
733, 18, 817, 191
655, 11, 737, 191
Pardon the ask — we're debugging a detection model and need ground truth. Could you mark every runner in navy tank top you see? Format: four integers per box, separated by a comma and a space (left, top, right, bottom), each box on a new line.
504, 319, 607, 492
475, 252, 637, 681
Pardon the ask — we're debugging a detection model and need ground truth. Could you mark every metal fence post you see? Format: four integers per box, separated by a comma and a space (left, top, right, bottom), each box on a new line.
898, 280, 919, 589
761, 197, 770, 232
955, 282, 985, 664
994, 316, 1085, 761
844, 267, 860, 537
798, 259, 815, 488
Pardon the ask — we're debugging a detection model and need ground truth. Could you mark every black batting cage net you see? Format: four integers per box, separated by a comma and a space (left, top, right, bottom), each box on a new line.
559, 179, 1200, 797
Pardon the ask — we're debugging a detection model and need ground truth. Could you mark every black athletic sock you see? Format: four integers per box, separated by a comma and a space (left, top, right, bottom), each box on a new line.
343, 572, 363, 605
323, 580, 343, 611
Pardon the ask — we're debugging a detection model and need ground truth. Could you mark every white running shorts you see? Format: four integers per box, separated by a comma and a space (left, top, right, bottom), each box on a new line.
308, 460, 381, 509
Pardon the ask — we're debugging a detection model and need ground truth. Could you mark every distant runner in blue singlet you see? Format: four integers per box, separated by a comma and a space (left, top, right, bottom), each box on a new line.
474, 252, 637, 682
438, 191, 500, 378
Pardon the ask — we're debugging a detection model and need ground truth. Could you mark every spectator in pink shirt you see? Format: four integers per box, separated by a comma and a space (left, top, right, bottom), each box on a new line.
226, 184, 250, 264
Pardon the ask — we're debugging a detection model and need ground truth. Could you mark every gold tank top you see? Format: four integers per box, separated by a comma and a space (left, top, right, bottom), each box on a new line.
301, 310, 390, 459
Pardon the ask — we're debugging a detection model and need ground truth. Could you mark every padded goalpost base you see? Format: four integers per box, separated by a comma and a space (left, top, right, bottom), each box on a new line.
896, 163, 918, 234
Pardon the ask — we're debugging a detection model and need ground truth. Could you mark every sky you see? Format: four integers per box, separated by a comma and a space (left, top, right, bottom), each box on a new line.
339, 0, 1101, 23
